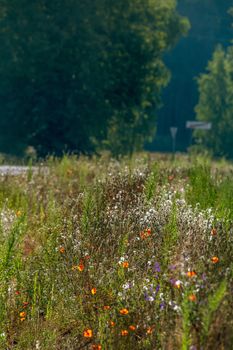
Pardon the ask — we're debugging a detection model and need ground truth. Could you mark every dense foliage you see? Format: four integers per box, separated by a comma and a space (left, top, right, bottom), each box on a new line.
195, 45, 233, 158
0, 0, 188, 157
154, 0, 233, 152
0, 155, 232, 349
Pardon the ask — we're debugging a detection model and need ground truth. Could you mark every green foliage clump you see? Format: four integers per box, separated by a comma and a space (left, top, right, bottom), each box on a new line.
0, 0, 189, 157
195, 45, 233, 158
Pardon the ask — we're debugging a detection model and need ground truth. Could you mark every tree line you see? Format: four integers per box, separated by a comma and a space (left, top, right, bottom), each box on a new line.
0, 0, 188, 157
0, 0, 232, 158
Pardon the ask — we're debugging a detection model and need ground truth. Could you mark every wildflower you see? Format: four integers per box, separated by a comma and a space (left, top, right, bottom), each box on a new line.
146, 327, 153, 334
91, 288, 97, 295
186, 271, 197, 278
153, 262, 161, 273
19, 311, 26, 318
144, 294, 154, 302
92, 345, 101, 350
23, 302, 29, 308
59, 247, 65, 254
121, 262, 129, 268
129, 325, 136, 331
103, 305, 111, 310
188, 294, 197, 302
121, 330, 128, 336
211, 256, 219, 264
109, 321, 116, 327
20, 317, 26, 322
140, 228, 152, 239
211, 228, 217, 236
83, 329, 93, 338
78, 263, 85, 271
119, 308, 129, 315
122, 282, 131, 290
174, 280, 182, 289
160, 302, 166, 310
15, 291, 20, 296
16, 210, 22, 217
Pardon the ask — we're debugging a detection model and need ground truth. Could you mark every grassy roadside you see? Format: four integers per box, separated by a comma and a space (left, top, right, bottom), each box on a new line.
0, 154, 232, 349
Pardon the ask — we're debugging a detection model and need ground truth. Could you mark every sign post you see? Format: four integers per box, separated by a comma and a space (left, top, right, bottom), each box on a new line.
186, 121, 212, 130
170, 127, 178, 159
186, 121, 212, 147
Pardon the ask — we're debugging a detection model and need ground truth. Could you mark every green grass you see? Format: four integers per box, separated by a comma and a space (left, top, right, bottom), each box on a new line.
0, 153, 232, 349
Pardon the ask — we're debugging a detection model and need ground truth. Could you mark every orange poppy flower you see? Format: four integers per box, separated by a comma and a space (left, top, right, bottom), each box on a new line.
83, 329, 93, 338
211, 256, 219, 264
146, 327, 153, 334
211, 228, 217, 236
103, 305, 111, 310
109, 321, 116, 327
140, 228, 152, 239
119, 308, 129, 315
92, 345, 101, 350
188, 294, 196, 302
20, 317, 26, 322
129, 325, 136, 331
59, 247, 65, 254
23, 302, 29, 308
121, 262, 129, 268
186, 271, 197, 278
19, 311, 26, 318
78, 263, 85, 271
91, 288, 97, 295
121, 330, 128, 336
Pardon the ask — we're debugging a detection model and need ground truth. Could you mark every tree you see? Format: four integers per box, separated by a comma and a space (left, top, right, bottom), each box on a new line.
195, 45, 233, 158
0, 0, 189, 157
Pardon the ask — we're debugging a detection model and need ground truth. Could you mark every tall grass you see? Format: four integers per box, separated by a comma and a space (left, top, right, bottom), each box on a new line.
0, 154, 232, 349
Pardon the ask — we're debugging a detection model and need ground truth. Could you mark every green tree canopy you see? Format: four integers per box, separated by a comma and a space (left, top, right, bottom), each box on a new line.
0, 0, 189, 157
195, 45, 233, 158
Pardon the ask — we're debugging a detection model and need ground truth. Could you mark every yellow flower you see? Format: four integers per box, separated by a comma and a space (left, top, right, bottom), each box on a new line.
83, 329, 93, 338
16, 210, 22, 217
19, 311, 26, 318
119, 308, 129, 315
91, 288, 97, 295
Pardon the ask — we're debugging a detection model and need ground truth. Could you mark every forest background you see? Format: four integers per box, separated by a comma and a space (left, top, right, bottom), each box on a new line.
0, 0, 232, 159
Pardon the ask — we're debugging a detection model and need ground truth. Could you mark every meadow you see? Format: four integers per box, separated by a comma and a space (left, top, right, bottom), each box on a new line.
0, 154, 232, 350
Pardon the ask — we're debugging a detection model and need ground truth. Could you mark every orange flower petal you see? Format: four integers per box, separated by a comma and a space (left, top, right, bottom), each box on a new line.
83, 329, 93, 338
188, 294, 197, 302
211, 256, 219, 264
119, 308, 129, 315
121, 330, 128, 336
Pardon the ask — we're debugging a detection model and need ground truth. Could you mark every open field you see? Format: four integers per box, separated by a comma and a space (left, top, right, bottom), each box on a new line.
0, 154, 232, 349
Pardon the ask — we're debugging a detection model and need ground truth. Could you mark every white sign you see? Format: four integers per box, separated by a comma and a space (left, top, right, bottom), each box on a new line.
186, 121, 212, 130
170, 127, 178, 139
